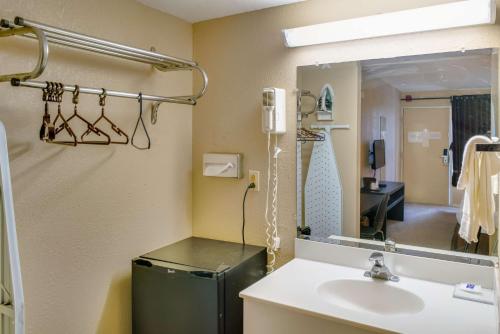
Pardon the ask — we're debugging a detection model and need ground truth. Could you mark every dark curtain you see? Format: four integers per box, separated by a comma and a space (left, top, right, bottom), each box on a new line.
450, 94, 491, 186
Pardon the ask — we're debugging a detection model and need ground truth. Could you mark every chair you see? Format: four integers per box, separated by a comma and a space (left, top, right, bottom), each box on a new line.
360, 194, 389, 241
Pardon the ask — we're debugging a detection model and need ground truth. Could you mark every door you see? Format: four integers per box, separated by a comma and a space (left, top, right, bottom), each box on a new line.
132, 261, 221, 334
403, 107, 450, 205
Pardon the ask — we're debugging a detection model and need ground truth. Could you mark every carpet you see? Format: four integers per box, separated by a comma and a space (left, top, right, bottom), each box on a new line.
387, 203, 458, 251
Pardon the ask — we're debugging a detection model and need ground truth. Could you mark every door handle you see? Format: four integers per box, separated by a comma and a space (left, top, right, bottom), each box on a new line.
441, 148, 449, 166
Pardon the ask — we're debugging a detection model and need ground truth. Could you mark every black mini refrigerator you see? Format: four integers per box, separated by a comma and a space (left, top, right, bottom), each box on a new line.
132, 237, 266, 334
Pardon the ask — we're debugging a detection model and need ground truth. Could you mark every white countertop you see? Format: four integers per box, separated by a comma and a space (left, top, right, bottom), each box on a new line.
240, 258, 498, 334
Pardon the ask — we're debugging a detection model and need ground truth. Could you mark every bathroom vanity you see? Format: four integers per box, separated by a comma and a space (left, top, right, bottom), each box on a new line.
240, 239, 498, 334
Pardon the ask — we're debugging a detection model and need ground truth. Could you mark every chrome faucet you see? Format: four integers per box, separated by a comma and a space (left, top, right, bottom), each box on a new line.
384, 239, 396, 252
364, 252, 399, 282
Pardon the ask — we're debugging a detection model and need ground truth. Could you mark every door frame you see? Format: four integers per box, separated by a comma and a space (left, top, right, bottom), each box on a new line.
400, 106, 453, 205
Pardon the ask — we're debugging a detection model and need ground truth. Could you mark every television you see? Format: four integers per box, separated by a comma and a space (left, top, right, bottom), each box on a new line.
371, 139, 386, 170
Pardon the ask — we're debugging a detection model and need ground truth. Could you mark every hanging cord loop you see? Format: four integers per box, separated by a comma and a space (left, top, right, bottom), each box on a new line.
131, 93, 151, 150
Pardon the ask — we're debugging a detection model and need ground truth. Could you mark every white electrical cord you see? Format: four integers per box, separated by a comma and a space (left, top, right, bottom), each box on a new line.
265, 132, 275, 273
265, 132, 281, 274
272, 134, 280, 247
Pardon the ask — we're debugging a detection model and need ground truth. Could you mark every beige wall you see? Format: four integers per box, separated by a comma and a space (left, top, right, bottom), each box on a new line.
0, 1, 193, 333
361, 80, 401, 182
298, 63, 361, 238
192, 0, 500, 265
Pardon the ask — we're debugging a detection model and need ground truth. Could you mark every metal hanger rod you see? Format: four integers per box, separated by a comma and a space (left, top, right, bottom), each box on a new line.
15, 31, 169, 69
15, 17, 196, 67
44, 34, 171, 68
310, 124, 351, 130
11, 79, 196, 105
400, 97, 451, 101
0, 16, 208, 106
476, 143, 500, 152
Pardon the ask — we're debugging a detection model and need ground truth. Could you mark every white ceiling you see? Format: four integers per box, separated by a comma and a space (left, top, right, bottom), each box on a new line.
362, 49, 494, 92
137, 0, 305, 23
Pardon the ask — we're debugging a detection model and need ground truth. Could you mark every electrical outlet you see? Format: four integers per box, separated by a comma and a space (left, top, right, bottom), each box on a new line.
249, 170, 260, 191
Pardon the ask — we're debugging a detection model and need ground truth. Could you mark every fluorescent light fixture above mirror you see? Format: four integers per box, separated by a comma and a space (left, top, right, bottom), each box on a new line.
282, 0, 496, 47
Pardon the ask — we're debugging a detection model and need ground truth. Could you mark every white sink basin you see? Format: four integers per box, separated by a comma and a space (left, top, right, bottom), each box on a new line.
317, 279, 425, 315
241, 258, 498, 333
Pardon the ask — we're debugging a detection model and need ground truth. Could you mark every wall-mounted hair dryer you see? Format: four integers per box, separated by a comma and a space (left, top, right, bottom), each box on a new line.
262, 88, 286, 134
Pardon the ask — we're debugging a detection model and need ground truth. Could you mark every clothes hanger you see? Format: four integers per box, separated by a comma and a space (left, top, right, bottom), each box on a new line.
297, 128, 325, 144
81, 89, 129, 144
55, 85, 111, 145
131, 92, 151, 150
39, 81, 55, 141
49, 82, 78, 146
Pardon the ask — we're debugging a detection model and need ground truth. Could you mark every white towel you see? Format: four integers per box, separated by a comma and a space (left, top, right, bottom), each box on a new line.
457, 136, 500, 243
305, 130, 342, 237
453, 284, 495, 305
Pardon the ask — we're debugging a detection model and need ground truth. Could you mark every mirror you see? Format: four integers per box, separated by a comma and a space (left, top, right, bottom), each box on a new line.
297, 48, 499, 257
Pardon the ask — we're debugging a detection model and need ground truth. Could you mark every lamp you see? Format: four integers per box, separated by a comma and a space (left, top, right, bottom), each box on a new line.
282, 0, 496, 47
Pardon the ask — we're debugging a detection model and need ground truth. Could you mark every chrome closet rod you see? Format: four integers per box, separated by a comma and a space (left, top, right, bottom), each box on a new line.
17, 17, 209, 97
1, 17, 208, 105
15, 17, 196, 67
42, 32, 187, 69
14, 30, 209, 98
476, 143, 500, 152
23, 33, 175, 69
2, 18, 189, 69
11, 79, 196, 105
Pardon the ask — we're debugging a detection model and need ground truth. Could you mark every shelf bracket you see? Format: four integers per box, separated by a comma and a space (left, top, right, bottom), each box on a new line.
0, 22, 49, 82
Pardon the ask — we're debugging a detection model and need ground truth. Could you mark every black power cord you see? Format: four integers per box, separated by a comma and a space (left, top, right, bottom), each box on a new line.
242, 183, 256, 246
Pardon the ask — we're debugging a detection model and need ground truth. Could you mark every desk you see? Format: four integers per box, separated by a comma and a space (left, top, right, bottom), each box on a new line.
360, 193, 384, 216
361, 181, 405, 220
360, 181, 405, 238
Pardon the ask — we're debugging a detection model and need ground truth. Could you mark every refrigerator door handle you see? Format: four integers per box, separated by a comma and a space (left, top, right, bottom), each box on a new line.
189, 271, 216, 279
134, 259, 153, 267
